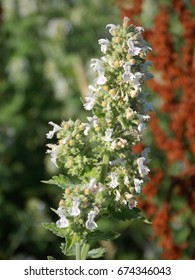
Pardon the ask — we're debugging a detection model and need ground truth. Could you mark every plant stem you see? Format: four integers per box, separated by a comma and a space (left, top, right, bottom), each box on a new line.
100, 153, 109, 184
75, 242, 81, 260
81, 243, 90, 260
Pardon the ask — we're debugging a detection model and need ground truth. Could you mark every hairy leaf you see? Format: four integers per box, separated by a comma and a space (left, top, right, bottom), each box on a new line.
85, 230, 120, 241
87, 247, 106, 259
42, 222, 65, 238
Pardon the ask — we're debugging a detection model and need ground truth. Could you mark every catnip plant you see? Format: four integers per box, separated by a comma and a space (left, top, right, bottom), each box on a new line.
43, 17, 153, 260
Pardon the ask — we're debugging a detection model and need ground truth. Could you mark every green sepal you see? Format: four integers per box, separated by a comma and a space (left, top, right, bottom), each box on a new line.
42, 222, 66, 238
47, 256, 56, 260
85, 230, 120, 241
87, 247, 106, 259
108, 205, 143, 221
60, 240, 75, 257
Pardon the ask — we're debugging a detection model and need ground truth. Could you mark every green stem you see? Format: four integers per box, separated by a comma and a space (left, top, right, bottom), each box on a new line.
81, 243, 90, 260
76, 242, 81, 260
100, 153, 109, 184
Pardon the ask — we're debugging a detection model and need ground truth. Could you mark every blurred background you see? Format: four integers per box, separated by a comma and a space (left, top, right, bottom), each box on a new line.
0, 0, 194, 260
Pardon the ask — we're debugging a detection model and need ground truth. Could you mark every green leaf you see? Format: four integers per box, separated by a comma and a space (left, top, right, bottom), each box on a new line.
42, 222, 65, 238
47, 256, 56, 260
60, 241, 75, 257
87, 247, 106, 259
108, 205, 143, 221
85, 230, 120, 241
42, 174, 81, 190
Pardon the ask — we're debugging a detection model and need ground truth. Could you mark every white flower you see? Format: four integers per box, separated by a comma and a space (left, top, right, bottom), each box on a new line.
46, 144, 60, 167
141, 148, 151, 163
122, 62, 134, 82
127, 39, 141, 56
110, 172, 119, 188
106, 24, 117, 34
131, 72, 143, 91
134, 178, 143, 193
83, 123, 90, 135
124, 176, 130, 186
98, 39, 110, 53
56, 216, 69, 228
96, 72, 107, 85
125, 193, 138, 209
137, 114, 150, 132
109, 158, 127, 166
104, 128, 113, 142
87, 116, 98, 128
46, 121, 62, 139
90, 59, 104, 72
84, 93, 96, 110
69, 197, 80, 217
86, 209, 98, 230
86, 178, 97, 192
137, 157, 150, 177
56, 207, 69, 228
135, 26, 144, 33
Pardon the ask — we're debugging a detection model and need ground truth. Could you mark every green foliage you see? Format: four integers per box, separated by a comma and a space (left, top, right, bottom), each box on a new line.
87, 248, 106, 259
85, 230, 120, 242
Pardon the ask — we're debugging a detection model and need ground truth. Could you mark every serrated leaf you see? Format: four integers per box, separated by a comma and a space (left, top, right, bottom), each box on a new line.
42, 222, 65, 238
42, 174, 80, 190
85, 230, 120, 241
87, 247, 106, 259
47, 256, 56, 260
108, 205, 143, 221
60, 242, 75, 257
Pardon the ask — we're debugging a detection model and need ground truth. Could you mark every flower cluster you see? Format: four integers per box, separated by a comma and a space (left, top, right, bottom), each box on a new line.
45, 17, 152, 257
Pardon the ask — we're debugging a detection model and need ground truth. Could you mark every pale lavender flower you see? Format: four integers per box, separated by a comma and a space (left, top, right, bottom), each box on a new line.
134, 178, 143, 193
135, 26, 144, 33
69, 197, 80, 217
137, 157, 150, 177
46, 121, 62, 139
46, 144, 60, 167
83, 123, 90, 135
141, 148, 151, 163
98, 39, 110, 53
86, 209, 98, 230
137, 114, 150, 132
56, 207, 69, 228
127, 39, 141, 56
125, 194, 138, 209
122, 62, 134, 82
110, 172, 119, 188
106, 24, 117, 34
104, 128, 113, 142
90, 59, 104, 72
84, 93, 96, 110
96, 72, 107, 85
56, 216, 69, 228
86, 178, 97, 192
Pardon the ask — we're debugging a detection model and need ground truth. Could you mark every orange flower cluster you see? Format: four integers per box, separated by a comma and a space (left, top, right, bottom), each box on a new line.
117, 0, 195, 259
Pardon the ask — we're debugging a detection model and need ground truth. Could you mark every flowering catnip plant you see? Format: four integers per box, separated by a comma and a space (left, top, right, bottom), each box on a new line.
43, 17, 153, 260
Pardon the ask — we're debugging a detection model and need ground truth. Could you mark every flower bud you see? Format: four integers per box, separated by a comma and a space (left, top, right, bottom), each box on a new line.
112, 37, 121, 44
68, 139, 75, 146
65, 188, 71, 195
103, 85, 109, 91
95, 126, 101, 132
109, 89, 116, 96
59, 199, 65, 206
130, 90, 138, 98
113, 60, 120, 68
101, 101, 107, 107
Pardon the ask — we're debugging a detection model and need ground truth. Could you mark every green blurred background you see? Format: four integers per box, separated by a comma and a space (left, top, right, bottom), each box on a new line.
0, 0, 194, 260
